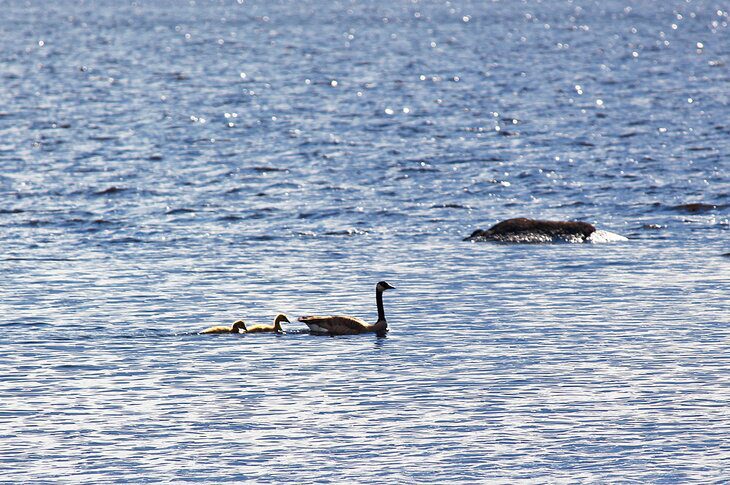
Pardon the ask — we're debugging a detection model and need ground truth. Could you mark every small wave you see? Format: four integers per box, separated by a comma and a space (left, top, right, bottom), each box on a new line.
0, 321, 52, 326
21, 219, 54, 227
94, 186, 127, 196
52, 363, 108, 371
323, 229, 368, 236
247, 234, 278, 241
167, 71, 189, 81
556, 201, 591, 208
298, 209, 343, 220
444, 156, 502, 164
262, 181, 299, 191
165, 207, 196, 215
400, 166, 440, 173
250, 166, 288, 173
108, 237, 145, 244
244, 212, 273, 220
431, 203, 470, 210
87, 135, 118, 141
558, 263, 593, 271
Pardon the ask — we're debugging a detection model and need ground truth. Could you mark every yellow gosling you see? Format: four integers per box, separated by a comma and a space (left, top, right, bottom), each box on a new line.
200, 320, 247, 335
245, 314, 290, 334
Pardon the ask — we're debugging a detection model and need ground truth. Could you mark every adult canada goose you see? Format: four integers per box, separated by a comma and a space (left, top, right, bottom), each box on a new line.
200, 320, 247, 335
245, 314, 290, 333
299, 281, 395, 337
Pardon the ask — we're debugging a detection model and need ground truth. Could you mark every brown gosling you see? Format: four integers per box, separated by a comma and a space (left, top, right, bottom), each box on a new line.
199, 320, 247, 335
298, 281, 395, 337
245, 314, 290, 334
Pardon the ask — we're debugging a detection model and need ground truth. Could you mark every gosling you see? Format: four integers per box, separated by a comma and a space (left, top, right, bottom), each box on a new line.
245, 314, 290, 334
199, 320, 247, 334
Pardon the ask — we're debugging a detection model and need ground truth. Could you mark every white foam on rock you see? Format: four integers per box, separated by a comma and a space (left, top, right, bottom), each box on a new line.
587, 230, 629, 243
476, 229, 628, 244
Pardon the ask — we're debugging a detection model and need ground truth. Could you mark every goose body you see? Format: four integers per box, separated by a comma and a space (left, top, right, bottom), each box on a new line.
200, 320, 246, 335
245, 314, 290, 333
299, 281, 395, 336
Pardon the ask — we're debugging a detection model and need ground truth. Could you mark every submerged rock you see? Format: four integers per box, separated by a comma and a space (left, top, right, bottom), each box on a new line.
465, 217, 626, 244
671, 203, 724, 214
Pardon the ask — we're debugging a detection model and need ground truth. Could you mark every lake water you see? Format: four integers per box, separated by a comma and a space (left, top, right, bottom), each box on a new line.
1, 0, 729, 482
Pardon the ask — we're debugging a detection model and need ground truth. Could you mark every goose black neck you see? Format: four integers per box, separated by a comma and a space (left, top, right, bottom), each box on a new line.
376, 288, 386, 322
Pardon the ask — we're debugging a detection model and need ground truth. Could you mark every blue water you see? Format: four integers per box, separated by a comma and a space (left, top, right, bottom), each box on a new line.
1, 0, 729, 481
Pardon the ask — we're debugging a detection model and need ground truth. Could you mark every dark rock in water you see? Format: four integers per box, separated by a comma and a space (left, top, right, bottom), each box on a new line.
671, 203, 722, 213
465, 217, 596, 243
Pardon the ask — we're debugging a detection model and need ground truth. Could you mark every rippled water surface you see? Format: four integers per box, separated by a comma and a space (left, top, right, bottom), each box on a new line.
1, 0, 729, 481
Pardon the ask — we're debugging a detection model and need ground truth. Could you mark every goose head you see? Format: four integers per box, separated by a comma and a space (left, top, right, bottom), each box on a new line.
274, 314, 290, 331
231, 320, 247, 333
376, 281, 395, 292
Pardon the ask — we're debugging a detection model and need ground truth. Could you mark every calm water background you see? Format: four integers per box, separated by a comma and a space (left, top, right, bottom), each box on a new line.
1, 0, 729, 482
